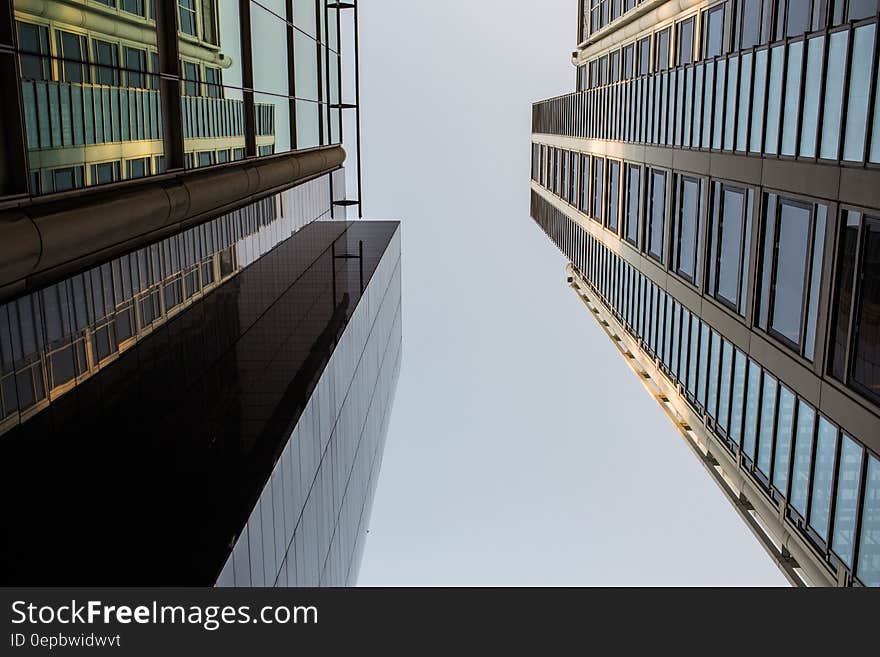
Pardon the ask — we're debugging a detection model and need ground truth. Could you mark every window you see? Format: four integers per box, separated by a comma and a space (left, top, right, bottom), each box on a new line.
832, 435, 864, 567
179, 0, 198, 37
830, 211, 880, 405
857, 454, 880, 586
809, 418, 838, 542
126, 158, 150, 179
16, 22, 50, 81
577, 64, 587, 91
848, 0, 880, 21
789, 400, 815, 516
637, 36, 651, 75
55, 31, 89, 83
757, 195, 826, 358
775, 0, 813, 40
645, 169, 667, 262
624, 164, 641, 245
181, 60, 200, 96
201, 0, 219, 45
609, 50, 620, 82
622, 44, 634, 79
122, 0, 145, 16
592, 158, 604, 222
589, 59, 599, 89
205, 66, 223, 98
92, 39, 119, 86
654, 27, 670, 71
702, 3, 727, 59
91, 162, 120, 185
579, 154, 590, 213
708, 184, 751, 314
736, 0, 763, 49
51, 166, 84, 192
676, 17, 695, 65
606, 161, 620, 233
674, 176, 702, 283
124, 47, 147, 89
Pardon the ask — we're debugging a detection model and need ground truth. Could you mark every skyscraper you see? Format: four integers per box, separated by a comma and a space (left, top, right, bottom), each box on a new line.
0, 0, 401, 586
530, 0, 880, 586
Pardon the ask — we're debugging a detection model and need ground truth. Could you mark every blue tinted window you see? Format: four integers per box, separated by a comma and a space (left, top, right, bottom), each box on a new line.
832, 435, 864, 567
856, 455, 880, 586
742, 361, 761, 459
809, 418, 837, 541
790, 401, 815, 515
772, 387, 795, 493
757, 374, 777, 477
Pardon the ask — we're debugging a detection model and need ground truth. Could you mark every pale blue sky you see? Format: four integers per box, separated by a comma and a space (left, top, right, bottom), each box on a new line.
356, 0, 787, 586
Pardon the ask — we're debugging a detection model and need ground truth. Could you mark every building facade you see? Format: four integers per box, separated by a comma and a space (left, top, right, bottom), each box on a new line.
0, 0, 400, 586
531, 0, 880, 586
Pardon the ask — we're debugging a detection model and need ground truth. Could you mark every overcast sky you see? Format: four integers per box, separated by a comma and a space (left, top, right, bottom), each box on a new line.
355, 0, 787, 586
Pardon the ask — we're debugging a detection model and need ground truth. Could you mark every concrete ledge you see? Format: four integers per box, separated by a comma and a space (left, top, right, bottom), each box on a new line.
0, 145, 345, 303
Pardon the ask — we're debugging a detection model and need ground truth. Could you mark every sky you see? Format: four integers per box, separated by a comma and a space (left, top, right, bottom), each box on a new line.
355, 0, 788, 586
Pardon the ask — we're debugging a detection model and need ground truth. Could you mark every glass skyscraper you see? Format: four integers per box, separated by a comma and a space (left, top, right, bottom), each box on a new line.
0, 0, 401, 586
531, 0, 880, 586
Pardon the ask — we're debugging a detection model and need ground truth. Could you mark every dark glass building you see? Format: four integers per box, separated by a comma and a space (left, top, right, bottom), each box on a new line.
0, 0, 402, 586
531, 0, 880, 586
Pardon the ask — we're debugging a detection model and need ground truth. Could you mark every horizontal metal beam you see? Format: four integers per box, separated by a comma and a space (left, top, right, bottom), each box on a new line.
0, 145, 345, 303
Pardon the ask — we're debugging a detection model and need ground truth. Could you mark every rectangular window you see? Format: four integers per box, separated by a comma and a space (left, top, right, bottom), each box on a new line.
179, 0, 198, 36
756, 372, 778, 479
56, 31, 90, 83
702, 4, 727, 59
126, 158, 150, 179
606, 161, 620, 233
832, 435, 864, 567
580, 154, 590, 212
592, 158, 604, 222
637, 37, 651, 76
655, 27, 670, 71
829, 211, 880, 405
809, 418, 838, 541
52, 166, 84, 192
624, 164, 641, 245
737, 0, 763, 49
674, 176, 702, 283
205, 66, 222, 98
123, 47, 147, 89
789, 400, 815, 516
645, 169, 667, 263
122, 0, 145, 16
622, 44, 634, 80
181, 60, 200, 96
90, 161, 119, 185
758, 195, 826, 358
771, 386, 796, 494
92, 39, 119, 86
201, 0, 219, 45
677, 17, 695, 65
708, 184, 751, 314
856, 454, 880, 586
609, 50, 620, 82
742, 360, 761, 458
16, 22, 51, 81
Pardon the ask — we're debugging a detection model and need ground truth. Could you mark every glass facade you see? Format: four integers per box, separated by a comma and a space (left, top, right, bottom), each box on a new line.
5, 0, 352, 194
0, 217, 401, 586
533, 0, 880, 586
530, 189, 878, 586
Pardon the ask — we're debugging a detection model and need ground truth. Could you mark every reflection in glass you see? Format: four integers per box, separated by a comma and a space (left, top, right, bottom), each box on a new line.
832, 435, 864, 567
857, 455, 880, 586
821, 31, 848, 159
